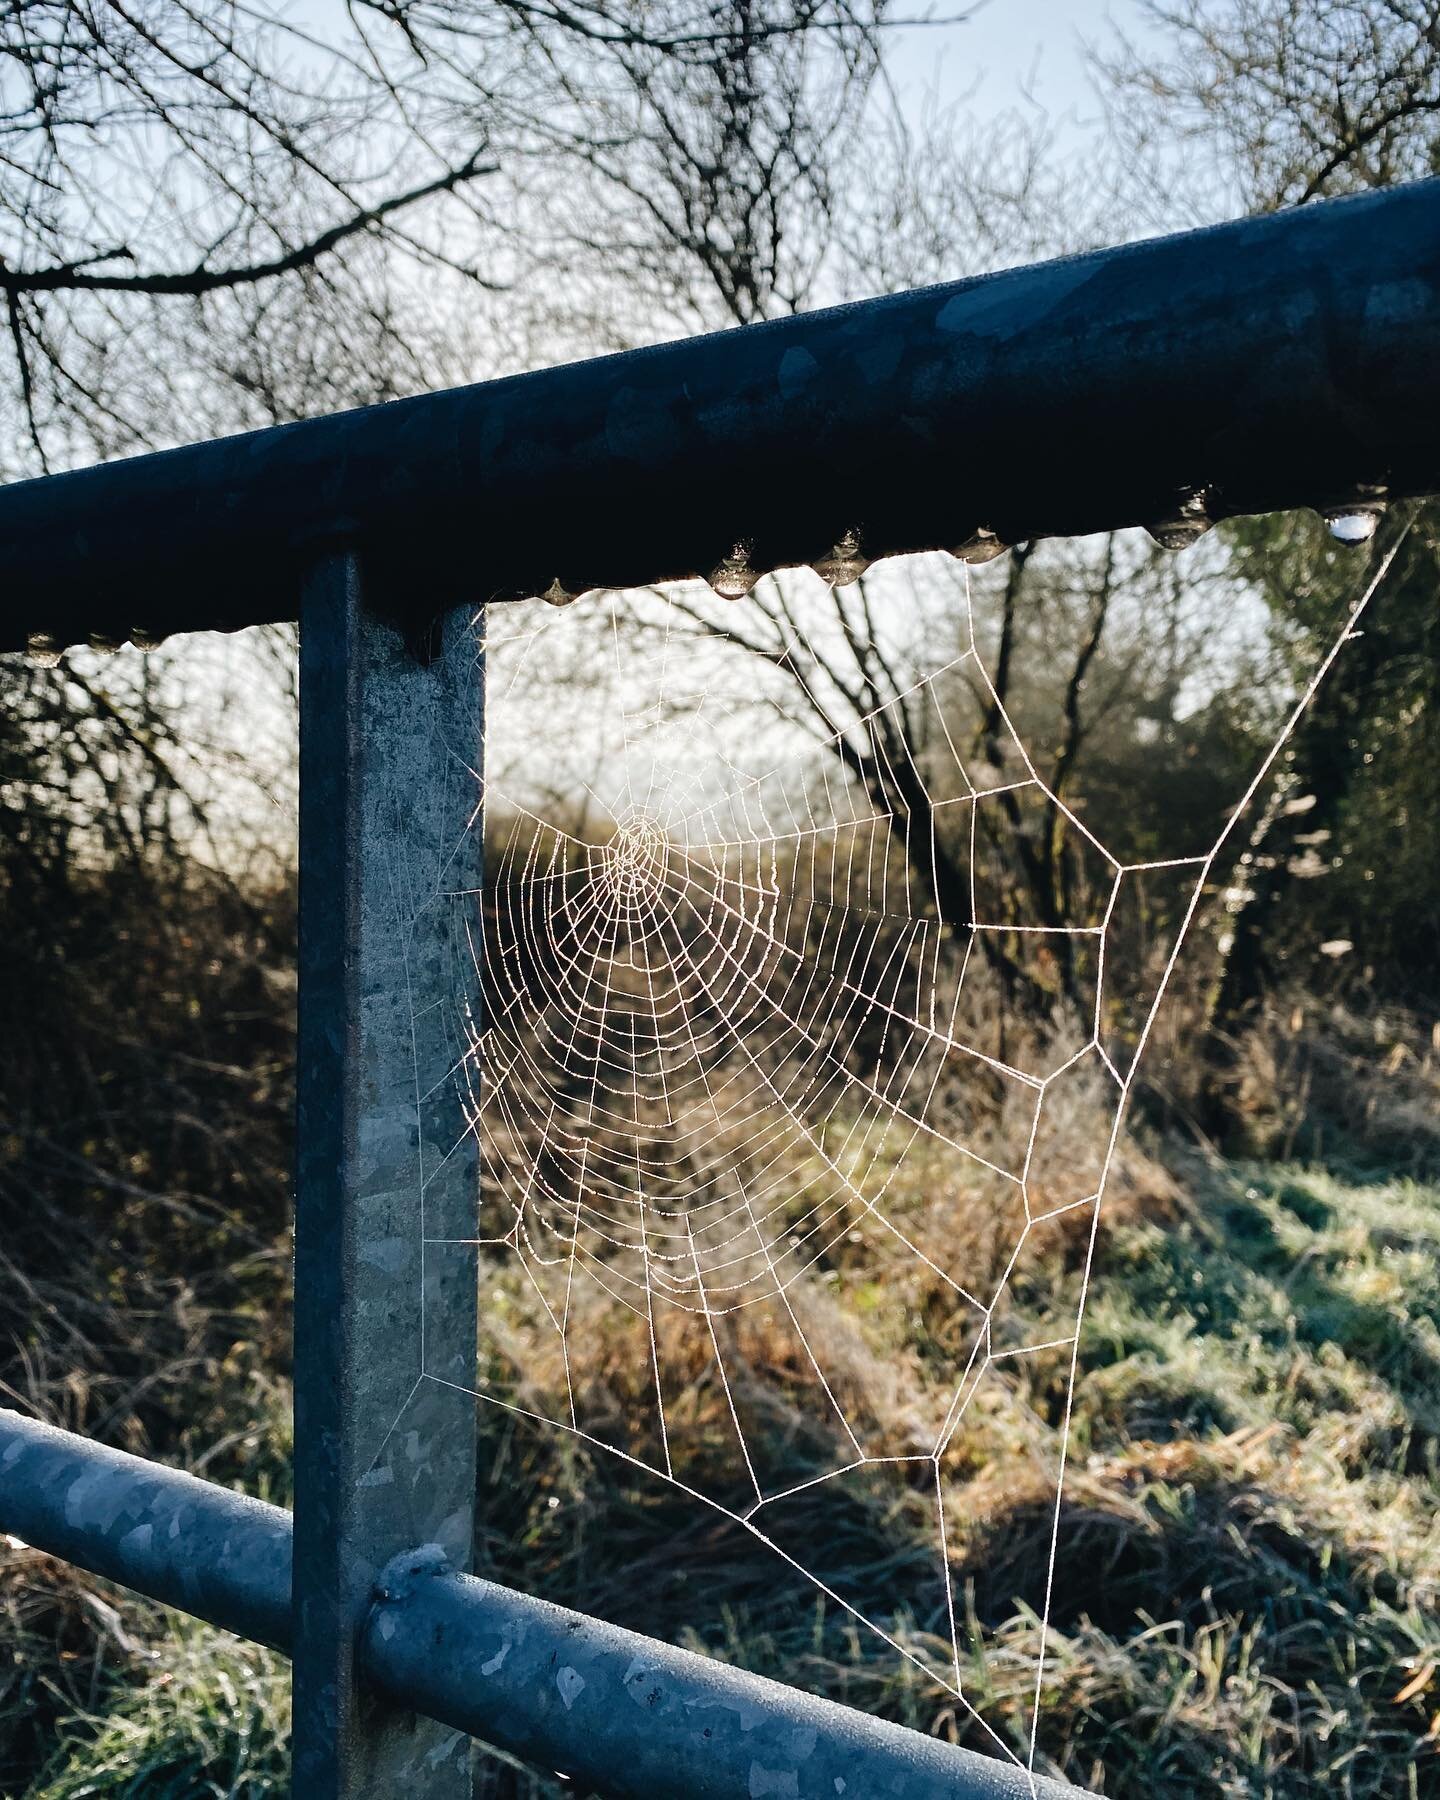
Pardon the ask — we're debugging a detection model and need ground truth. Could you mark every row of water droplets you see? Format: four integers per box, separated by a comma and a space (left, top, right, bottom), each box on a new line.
539, 497, 1385, 610
20, 498, 1386, 660
24, 624, 167, 667
1143, 484, 1384, 554
543, 525, 1013, 609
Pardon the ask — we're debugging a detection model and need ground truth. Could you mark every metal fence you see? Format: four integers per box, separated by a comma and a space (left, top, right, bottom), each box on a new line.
2, 175, 1438, 1799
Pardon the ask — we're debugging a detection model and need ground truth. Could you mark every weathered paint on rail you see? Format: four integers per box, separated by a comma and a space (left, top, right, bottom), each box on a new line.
368, 1545, 1094, 1800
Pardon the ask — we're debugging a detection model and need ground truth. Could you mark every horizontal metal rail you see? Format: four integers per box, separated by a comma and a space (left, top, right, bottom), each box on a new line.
0, 1408, 1093, 1798
0, 1408, 292, 1651
4, 179, 1440, 655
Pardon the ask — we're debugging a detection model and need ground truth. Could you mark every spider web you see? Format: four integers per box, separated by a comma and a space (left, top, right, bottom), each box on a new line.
410, 545, 1396, 1789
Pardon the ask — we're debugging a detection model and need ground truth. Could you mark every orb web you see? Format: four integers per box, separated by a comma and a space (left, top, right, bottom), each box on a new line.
405, 546, 1397, 1789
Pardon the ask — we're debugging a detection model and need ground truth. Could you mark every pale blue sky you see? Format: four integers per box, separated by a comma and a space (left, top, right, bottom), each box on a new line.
887, 0, 1150, 140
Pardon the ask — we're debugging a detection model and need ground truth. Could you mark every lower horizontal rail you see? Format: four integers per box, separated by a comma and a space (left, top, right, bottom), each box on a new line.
0, 1409, 1094, 1798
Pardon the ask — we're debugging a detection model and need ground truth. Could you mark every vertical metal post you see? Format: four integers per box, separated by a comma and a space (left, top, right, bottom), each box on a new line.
294, 553, 482, 1796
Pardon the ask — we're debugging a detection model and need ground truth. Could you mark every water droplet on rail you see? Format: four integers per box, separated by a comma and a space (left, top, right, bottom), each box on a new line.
708, 545, 759, 601
1147, 520, 1205, 551
811, 528, 869, 588
25, 633, 62, 667
1324, 506, 1382, 547
951, 528, 1007, 566
130, 626, 165, 651
87, 633, 122, 653
541, 578, 575, 607
1146, 489, 1213, 552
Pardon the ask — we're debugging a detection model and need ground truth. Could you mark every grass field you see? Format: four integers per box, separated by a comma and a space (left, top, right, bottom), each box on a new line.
6, 1113, 1437, 1798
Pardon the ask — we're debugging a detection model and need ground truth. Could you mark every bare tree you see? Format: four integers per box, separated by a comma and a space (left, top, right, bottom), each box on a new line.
1102, 0, 1440, 218
625, 88, 1177, 1011
1, 0, 912, 920
1097, 0, 1440, 1103
0, 0, 897, 474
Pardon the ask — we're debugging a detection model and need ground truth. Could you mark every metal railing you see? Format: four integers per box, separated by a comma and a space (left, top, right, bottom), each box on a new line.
0, 1410, 1083, 1798
2, 177, 1439, 656
2, 177, 1438, 1798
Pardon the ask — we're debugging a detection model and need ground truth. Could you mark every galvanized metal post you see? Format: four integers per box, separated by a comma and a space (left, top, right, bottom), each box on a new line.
294, 555, 483, 1797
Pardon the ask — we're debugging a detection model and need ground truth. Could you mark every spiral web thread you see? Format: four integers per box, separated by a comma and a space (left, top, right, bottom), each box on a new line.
400, 549, 1393, 1790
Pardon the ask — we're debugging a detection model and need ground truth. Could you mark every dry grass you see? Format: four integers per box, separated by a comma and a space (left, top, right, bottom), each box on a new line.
454, 1084, 1440, 1796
